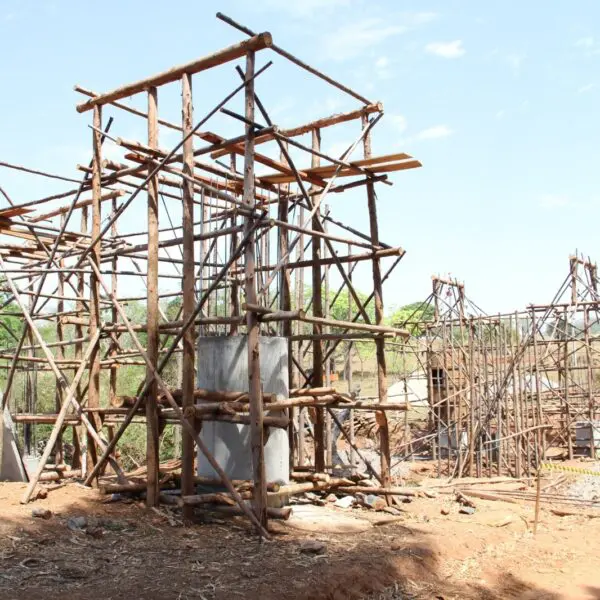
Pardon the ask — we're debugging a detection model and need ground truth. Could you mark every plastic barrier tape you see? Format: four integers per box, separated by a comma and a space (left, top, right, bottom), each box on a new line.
541, 462, 600, 477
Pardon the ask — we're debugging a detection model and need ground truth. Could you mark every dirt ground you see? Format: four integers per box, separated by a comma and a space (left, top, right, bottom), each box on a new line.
2, 468, 600, 600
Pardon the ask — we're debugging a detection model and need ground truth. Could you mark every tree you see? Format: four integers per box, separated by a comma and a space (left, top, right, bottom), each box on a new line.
0, 282, 22, 350
390, 301, 435, 336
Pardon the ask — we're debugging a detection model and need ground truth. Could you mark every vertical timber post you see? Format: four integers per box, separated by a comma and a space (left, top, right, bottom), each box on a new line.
243, 50, 268, 529
87, 105, 103, 482
311, 127, 325, 472
146, 86, 160, 507
55, 216, 65, 465
362, 114, 391, 491
181, 72, 196, 522
278, 141, 294, 472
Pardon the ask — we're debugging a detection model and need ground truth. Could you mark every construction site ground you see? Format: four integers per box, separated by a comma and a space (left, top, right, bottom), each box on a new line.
2, 462, 600, 600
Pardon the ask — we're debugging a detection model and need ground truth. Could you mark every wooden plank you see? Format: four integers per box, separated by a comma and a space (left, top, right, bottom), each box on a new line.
259, 158, 422, 184
76, 33, 273, 112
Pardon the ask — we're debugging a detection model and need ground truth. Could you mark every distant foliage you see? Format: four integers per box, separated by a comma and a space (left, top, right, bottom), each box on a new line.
390, 301, 435, 336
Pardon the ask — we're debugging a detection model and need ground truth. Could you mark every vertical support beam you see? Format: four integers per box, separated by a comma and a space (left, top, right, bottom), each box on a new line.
229, 153, 241, 336
584, 307, 596, 458
346, 242, 355, 472
87, 105, 103, 481
311, 127, 325, 472
243, 50, 267, 529
570, 257, 578, 305
73, 207, 88, 471
25, 276, 34, 456
531, 309, 544, 465
107, 197, 119, 471
54, 217, 66, 465
563, 305, 573, 459
296, 206, 306, 467
146, 86, 160, 507
323, 207, 332, 468
181, 72, 196, 521
362, 115, 391, 491
277, 142, 294, 472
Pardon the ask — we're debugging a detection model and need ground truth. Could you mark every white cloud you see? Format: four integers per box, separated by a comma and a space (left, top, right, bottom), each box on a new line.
575, 36, 595, 48
415, 125, 454, 140
412, 12, 439, 25
322, 12, 438, 61
425, 40, 465, 59
495, 109, 506, 119
538, 194, 569, 209
374, 55, 394, 79
578, 83, 595, 94
323, 18, 408, 61
389, 114, 407, 134
506, 53, 525, 73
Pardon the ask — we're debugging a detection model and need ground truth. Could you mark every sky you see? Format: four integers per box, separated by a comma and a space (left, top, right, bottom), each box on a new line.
0, 0, 599, 316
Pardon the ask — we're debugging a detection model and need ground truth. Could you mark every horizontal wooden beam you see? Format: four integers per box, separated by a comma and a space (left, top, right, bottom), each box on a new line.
76, 33, 273, 113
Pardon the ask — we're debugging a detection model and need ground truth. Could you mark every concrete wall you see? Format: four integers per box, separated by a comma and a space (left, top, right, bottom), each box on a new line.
196, 336, 289, 483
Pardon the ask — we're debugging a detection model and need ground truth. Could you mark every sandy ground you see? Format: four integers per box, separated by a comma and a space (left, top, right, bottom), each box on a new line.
2, 469, 600, 600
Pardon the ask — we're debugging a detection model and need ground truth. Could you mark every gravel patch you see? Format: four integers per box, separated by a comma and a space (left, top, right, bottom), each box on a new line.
566, 461, 600, 504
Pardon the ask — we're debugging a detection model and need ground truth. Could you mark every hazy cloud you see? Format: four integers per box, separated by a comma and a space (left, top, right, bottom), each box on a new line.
323, 18, 408, 61
322, 11, 439, 61
425, 40, 465, 59
575, 36, 595, 48
538, 194, 569, 209
578, 83, 595, 94
389, 114, 407, 134
415, 125, 454, 140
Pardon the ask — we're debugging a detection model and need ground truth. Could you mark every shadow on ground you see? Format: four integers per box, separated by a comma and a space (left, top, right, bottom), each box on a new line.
0, 482, 567, 600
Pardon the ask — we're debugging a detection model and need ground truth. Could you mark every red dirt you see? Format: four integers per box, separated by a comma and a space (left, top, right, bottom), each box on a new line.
1, 474, 600, 600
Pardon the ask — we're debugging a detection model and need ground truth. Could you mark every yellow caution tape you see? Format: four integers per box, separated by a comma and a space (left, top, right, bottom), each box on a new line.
541, 462, 600, 477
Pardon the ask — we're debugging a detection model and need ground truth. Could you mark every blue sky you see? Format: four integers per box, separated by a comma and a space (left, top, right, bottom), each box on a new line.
0, 0, 599, 315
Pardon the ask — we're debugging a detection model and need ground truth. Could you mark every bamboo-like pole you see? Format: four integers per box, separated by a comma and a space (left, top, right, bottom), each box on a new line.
87, 105, 103, 480
584, 307, 596, 458
242, 50, 267, 528
181, 71, 196, 522
146, 86, 160, 507
362, 115, 391, 492
311, 127, 325, 472
296, 206, 306, 467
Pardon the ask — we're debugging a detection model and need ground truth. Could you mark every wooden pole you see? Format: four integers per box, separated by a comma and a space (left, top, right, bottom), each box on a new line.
311, 127, 325, 472
87, 105, 103, 481
362, 114, 391, 492
146, 86, 160, 507
242, 50, 267, 528
534, 468, 542, 535
181, 72, 196, 522
296, 206, 306, 467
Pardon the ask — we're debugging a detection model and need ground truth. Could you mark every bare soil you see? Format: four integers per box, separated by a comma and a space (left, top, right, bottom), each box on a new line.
1, 468, 600, 600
